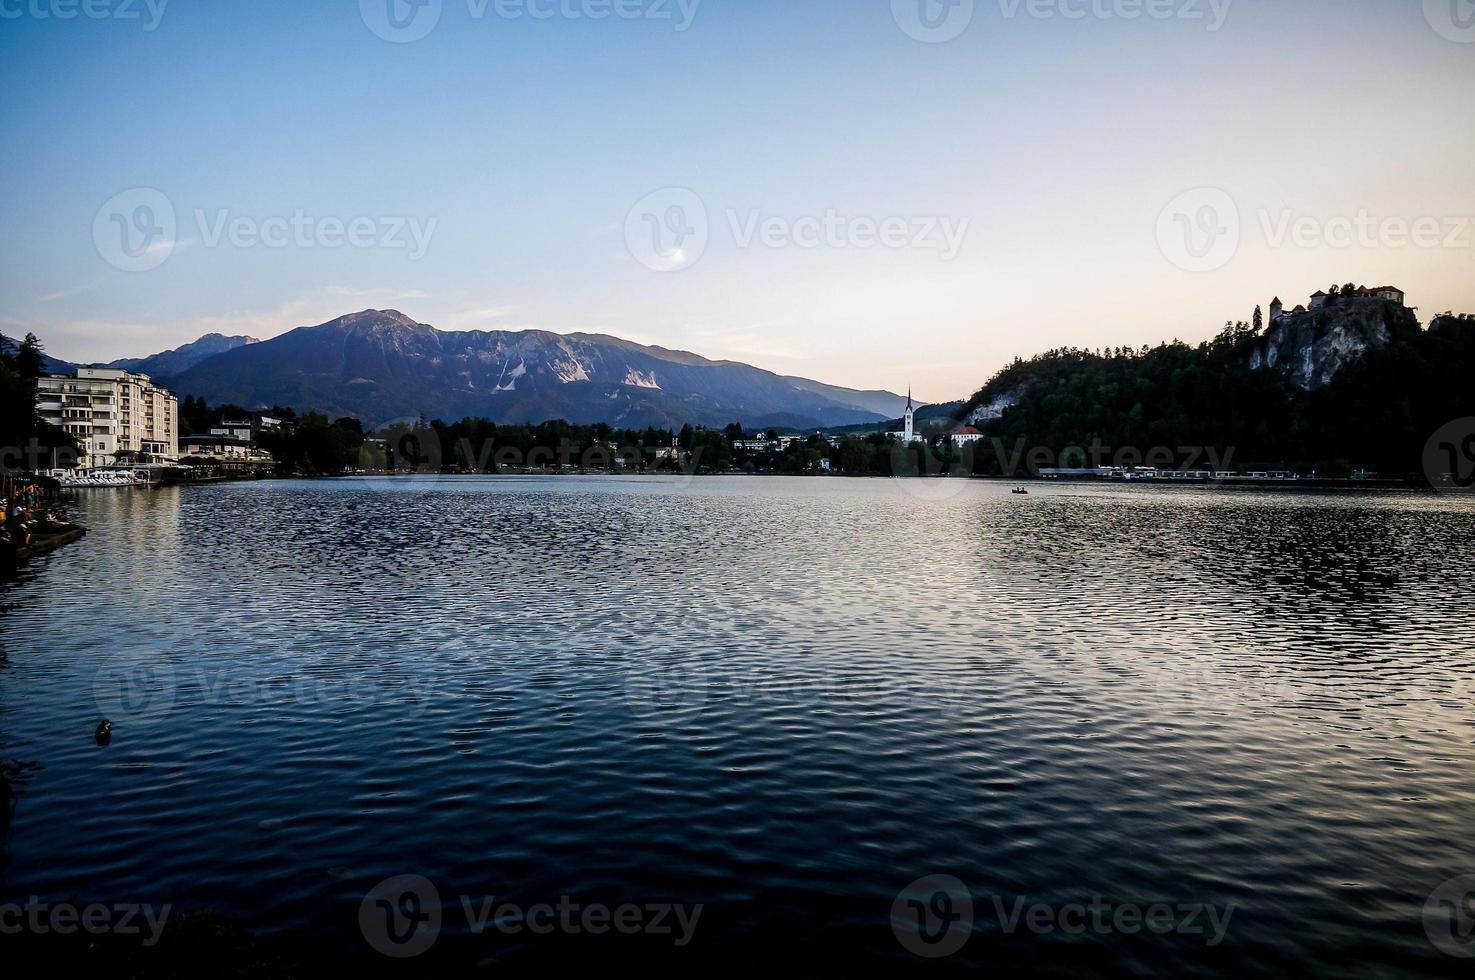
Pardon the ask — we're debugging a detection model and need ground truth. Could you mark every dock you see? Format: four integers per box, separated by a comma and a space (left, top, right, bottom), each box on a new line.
2, 526, 86, 573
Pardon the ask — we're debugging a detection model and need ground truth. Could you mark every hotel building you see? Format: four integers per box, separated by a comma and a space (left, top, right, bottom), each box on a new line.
36, 367, 179, 468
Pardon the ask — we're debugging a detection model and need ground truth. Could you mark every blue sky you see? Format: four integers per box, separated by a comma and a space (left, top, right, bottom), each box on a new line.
3, 0, 1473, 401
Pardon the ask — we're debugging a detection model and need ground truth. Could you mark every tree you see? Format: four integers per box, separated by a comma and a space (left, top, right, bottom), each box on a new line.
0, 332, 77, 471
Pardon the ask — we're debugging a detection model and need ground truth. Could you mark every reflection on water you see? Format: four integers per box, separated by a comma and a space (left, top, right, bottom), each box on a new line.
1, 477, 1473, 976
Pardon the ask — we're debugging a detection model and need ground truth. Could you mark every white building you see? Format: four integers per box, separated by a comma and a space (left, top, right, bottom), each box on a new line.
949, 425, 985, 447
36, 367, 178, 468
212, 418, 255, 442
733, 434, 805, 452
180, 414, 274, 467
179, 436, 274, 462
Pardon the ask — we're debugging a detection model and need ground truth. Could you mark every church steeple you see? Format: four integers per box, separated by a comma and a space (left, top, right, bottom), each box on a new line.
903, 387, 915, 443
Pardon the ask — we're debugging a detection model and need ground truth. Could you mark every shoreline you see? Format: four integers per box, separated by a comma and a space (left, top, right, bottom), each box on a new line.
232, 471, 1450, 492
2, 525, 86, 574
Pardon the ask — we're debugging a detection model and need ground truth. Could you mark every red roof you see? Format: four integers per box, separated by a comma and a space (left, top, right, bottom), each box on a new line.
952, 426, 983, 435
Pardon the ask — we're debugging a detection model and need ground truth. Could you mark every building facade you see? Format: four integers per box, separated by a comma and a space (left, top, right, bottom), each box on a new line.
177, 413, 276, 472
949, 425, 985, 447
37, 367, 179, 468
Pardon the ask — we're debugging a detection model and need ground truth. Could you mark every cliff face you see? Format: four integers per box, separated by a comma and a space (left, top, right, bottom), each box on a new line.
966, 390, 1019, 424
1249, 299, 1419, 389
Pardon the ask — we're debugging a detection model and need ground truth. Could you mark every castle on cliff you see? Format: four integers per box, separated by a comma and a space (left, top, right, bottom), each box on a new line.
1268, 285, 1407, 326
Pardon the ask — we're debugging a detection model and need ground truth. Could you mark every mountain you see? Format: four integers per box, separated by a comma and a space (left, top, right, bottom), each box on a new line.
36, 333, 257, 379
109, 333, 258, 378
41, 353, 77, 375
779, 376, 913, 419
161, 311, 902, 430
829, 400, 966, 435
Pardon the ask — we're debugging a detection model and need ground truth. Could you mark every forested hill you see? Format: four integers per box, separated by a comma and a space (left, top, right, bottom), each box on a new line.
956, 302, 1475, 477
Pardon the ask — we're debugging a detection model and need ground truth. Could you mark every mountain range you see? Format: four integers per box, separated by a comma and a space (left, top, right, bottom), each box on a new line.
51, 311, 914, 430
42, 333, 259, 380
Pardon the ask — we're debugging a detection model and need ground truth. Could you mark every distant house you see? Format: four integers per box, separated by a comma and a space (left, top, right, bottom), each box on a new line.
948, 425, 985, 447
181, 413, 277, 469
179, 435, 273, 464
1347, 285, 1405, 303
212, 418, 255, 442
733, 434, 805, 452
733, 439, 773, 452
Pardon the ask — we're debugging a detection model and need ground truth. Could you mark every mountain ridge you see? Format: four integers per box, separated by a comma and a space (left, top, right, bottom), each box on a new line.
157, 310, 914, 430
40, 332, 259, 378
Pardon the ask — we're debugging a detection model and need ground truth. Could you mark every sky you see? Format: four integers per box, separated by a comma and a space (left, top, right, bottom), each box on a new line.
2, 0, 1473, 403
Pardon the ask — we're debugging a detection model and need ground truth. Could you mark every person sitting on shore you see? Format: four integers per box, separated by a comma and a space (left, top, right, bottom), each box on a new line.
8, 503, 30, 549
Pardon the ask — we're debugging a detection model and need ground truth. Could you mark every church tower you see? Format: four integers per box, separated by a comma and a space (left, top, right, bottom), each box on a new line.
904, 389, 915, 443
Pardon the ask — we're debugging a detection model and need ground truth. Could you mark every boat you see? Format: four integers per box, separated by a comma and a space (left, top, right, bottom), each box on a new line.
1012, 487, 1029, 495
55, 467, 157, 489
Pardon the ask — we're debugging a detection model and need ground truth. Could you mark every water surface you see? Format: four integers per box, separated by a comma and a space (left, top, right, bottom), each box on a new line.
1, 477, 1472, 976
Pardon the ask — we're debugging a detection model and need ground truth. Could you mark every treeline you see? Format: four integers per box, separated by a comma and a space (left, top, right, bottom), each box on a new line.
0, 332, 76, 470
180, 405, 939, 478
957, 304, 1475, 477
407, 419, 940, 477
383, 419, 884, 475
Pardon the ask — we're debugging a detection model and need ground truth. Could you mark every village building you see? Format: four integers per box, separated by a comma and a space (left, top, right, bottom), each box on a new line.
948, 425, 985, 447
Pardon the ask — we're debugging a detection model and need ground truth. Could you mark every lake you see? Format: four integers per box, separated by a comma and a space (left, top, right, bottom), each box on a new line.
2, 476, 1473, 976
